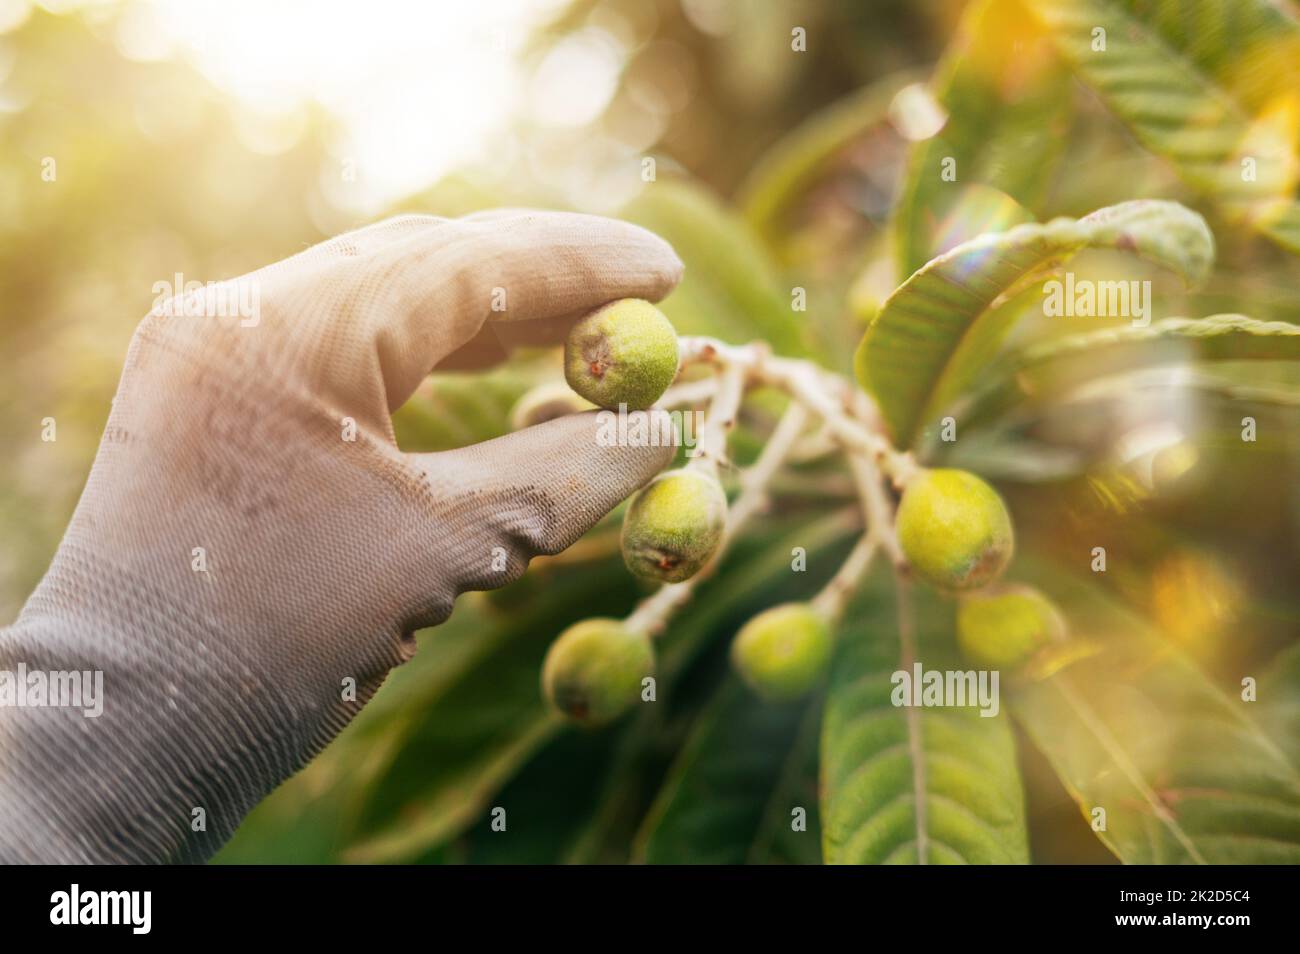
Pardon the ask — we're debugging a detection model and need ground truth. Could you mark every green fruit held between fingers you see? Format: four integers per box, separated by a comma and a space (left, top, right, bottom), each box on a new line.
957, 585, 1065, 671
542, 618, 654, 727
731, 602, 832, 702
896, 468, 1014, 591
564, 298, 679, 410
621, 468, 727, 583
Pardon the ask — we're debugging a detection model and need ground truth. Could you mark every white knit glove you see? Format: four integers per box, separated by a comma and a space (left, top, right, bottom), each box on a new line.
0, 211, 682, 863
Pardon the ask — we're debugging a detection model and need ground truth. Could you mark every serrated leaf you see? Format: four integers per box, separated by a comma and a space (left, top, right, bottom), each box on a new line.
821, 574, 1029, 864
958, 313, 1300, 432
894, 0, 1073, 278
634, 679, 822, 864
1012, 624, 1300, 864
855, 199, 1215, 447
1029, 0, 1300, 252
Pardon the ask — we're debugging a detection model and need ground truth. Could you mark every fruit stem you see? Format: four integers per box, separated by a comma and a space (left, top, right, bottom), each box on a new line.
685, 361, 746, 478
676, 335, 915, 484
658, 377, 718, 409
810, 532, 879, 622
847, 452, 906, 569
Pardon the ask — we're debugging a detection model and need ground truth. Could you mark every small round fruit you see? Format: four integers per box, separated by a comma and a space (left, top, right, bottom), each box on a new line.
541, 618, 654, 727
564, 298, 678, 410
956, 585, 1065, 670
731, 603, 832, 702
896, 468, 1014, 591
621, 469, 727, 582
509, 383, 593, 431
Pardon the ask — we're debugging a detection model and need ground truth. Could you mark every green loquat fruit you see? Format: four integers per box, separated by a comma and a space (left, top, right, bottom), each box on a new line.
541, 618, 654, 727
564, 298, 679, 410
621, 468, 727, 582
956, 585, 1066, 671
896, 468, 1014, 591
731, 602, 832, 702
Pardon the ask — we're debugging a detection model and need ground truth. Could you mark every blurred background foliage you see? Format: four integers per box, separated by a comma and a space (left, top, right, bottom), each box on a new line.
1, 0, 1297, 863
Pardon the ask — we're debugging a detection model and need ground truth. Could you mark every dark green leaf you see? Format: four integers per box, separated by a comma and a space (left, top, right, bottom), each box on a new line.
635, 678, 822, 864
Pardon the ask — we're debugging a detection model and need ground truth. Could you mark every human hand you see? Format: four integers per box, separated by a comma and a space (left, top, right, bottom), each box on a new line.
0, 211, 682, 863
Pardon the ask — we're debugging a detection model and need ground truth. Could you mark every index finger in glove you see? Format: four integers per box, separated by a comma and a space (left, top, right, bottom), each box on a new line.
370, 210, 683, 412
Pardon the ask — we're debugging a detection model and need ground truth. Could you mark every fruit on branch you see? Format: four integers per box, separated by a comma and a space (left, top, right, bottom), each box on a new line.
956, 585, 1065, 670
621, 468, 727, 582
509, 383, 594, 430
564, 298, 679, 410
896, 468, 1014, 591
542, 618, 654, 727
731, 602, 832, 702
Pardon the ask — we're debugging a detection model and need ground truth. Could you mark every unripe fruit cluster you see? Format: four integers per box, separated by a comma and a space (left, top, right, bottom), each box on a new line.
533, 300, 1066, 722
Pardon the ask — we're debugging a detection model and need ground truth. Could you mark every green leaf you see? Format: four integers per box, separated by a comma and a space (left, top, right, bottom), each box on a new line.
1012, 624, 1300, 864
341, 555, 649, 863
1029, 0, 1300, 253
893, 0, 1073, 278
1259, 203, 1300, 255
634, 678, 822, 864
621, 178, 809, 357
821, 573, 1029, 864
855, 199, 1215, 448
431, 725, 629, 864
737, 69, 918, 246
345, 510, 857, 863
1262, 644, 1300, 766
958, 314, 1300, 432
393, 361, 553, 453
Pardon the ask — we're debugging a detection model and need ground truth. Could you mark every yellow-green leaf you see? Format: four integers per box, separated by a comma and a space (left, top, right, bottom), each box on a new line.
894, 0, 1073, 278
856, 200, 1215, 447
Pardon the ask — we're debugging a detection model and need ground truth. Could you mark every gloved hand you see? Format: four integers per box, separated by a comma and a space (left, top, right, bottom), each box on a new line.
0, 211, 682, 863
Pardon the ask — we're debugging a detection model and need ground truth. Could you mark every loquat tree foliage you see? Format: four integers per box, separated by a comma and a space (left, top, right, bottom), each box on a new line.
217, 0, 1300, 865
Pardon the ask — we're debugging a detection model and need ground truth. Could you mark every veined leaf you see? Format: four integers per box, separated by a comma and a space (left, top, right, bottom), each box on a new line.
1012, 626, 1300, 864
894, 0, 1073, 278
958, 313, 1300, 431
856, 199, 1215, 447
737, 69, 919, 245
345, 510, 856, 862
1029, 0, 1300, 252
821, 573, 1029, 864
634, 679, 822, 864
